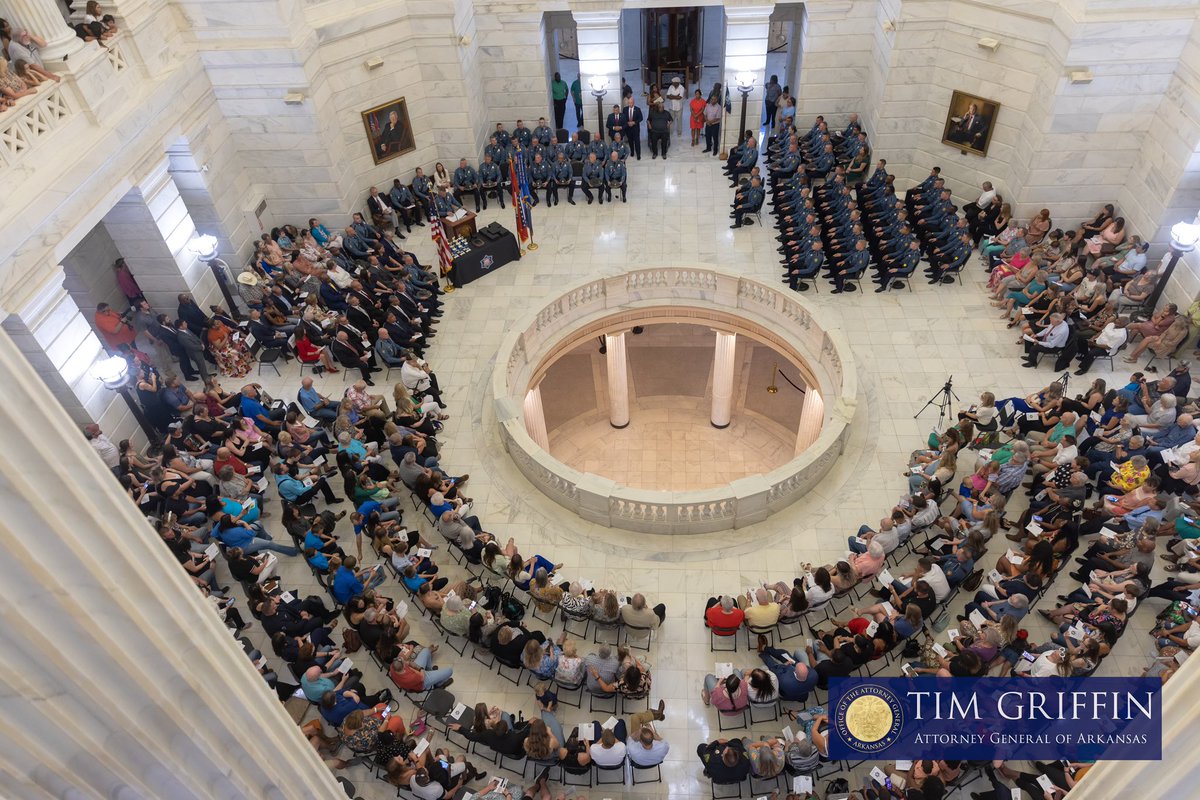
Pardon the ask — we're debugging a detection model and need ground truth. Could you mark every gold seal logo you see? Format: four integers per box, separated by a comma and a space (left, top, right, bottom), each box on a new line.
844, 695, 895, 743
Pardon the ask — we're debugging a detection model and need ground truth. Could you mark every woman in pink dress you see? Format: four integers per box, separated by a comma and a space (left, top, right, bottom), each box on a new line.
1085, 216, 1126, 256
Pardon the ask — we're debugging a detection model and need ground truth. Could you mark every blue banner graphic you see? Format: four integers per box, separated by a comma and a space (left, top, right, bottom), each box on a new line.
827, 677, 1161, 761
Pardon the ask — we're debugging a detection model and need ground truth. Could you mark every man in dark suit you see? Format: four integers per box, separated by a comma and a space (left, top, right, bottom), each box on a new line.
175, 318, 210, 381
605, 104, 622, 142
366, 186, 399, 233
247, 310, 292, 352
149, 314, 196, 380
177, 293, 209, 333
344, 296, 377, 341
948, 102, 988, 149
620, 96, 643, 160
330, 331, 377, 384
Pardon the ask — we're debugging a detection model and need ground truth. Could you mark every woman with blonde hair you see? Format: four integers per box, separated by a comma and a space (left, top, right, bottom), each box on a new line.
592, 589, 621, 623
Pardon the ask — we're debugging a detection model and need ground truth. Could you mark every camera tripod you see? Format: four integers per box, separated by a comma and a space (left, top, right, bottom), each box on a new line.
914, 375, 960, 431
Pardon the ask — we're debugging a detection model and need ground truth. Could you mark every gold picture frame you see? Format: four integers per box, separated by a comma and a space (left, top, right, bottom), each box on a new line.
362, 97, 416, 165
941, 90, 999, 157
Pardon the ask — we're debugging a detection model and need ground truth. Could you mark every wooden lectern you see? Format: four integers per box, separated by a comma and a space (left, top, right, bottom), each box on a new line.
442, 210, 477, 239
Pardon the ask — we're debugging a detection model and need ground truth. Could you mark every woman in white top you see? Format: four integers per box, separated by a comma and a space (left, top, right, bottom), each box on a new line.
804, 567, 835, 607
325, 260, 355, 290
665, 77, 686, 135
432, 162, 453, 194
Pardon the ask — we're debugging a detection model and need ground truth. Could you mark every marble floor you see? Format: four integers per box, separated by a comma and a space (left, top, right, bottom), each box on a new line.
548, 398, 796, 491
232, 130, 1163, 799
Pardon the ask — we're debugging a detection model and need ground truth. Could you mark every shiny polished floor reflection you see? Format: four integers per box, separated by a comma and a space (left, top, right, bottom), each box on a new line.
550, 399, 795, 491
236, 132, 1156, 798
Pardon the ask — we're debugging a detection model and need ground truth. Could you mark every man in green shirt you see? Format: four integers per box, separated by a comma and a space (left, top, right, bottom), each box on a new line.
570, 75, 583, 127
551, 71, 568, 129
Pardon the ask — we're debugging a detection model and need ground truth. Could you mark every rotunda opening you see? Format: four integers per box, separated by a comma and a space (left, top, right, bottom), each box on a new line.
532, 322, 819, 492
493, 269, 855, 533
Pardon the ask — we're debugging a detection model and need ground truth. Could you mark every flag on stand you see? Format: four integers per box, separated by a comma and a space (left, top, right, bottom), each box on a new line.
508, 148, 534, 247
429, 205, 454, 282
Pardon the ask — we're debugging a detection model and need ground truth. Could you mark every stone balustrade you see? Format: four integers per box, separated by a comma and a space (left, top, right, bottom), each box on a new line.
492, 268, 857, 534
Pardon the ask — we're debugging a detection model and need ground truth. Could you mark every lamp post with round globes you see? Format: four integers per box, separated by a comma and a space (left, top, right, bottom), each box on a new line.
187, 233, 243, 320
1145, 219, 1200, 313
589, 77, 608, 143
92, 355, 157, 440
735, 72, 756, 148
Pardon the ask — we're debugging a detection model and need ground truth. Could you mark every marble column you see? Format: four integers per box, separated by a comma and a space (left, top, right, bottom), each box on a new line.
604, 331, 629, 429
795, 386, 824, 455
101, 159, 219, 313
6, 0, 84, 62
710, 331, 737, 428
0, 265, 125, 434
574, 9, 620, 136
0, 325, 344, 798
723, 4, 774, 139
1066, 655, 1198, 799
523, 384, 551, 450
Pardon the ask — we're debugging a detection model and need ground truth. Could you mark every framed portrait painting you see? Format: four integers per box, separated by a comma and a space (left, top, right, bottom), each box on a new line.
941, 90, 1000, 157
362, 97, 416, 165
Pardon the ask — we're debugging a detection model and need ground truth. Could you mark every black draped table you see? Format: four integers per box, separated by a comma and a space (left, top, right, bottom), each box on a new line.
449, 225, 522, 286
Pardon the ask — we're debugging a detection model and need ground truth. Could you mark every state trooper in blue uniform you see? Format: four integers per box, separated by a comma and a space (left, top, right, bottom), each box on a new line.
530, 140, 548, 165
478, 154, 505, 210
768, 142, 802, 185
532, 117, 553, 147
726, 136, 759, 185
603, 151, 627, 203
926, 231, 973, 284
588, 134, 608, 163
610, 132, 630, 162
492, 122, 511, 148
452, 158, 482, 212
581, 153, 604, 205
831, 238, 871, 293
411, 167, 433, 217
730, 177, 765, 228
784, 238, 825, 291
433, 186, 463, 218
548, 136, 567, 162
484, 134, 506, 165
529, 153, 551, 207
875, 238, 922, 292
512, 120, 533, 149
551, 153, 573, 206
389, 178, 423, 231
566, 132, 587, 162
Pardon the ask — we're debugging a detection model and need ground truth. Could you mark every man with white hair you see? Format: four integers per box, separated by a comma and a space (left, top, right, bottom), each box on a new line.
297, 376, 337, 422
704, 595, 744, 631
620, 592, 666, 640
1128, 392, 1177, 436
8, 28, 48, 69
583, 644, 619, 693
437, 508, 492, 561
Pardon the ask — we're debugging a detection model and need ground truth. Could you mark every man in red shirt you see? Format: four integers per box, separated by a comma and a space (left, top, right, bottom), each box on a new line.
213, 446, 249, 476
704, 595, 744, 632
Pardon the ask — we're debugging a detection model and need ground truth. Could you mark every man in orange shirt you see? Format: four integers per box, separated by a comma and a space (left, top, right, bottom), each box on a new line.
94, 303, 136, 349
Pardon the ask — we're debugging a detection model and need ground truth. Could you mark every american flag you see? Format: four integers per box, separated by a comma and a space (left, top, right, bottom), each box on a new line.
429, 205, 454, 278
